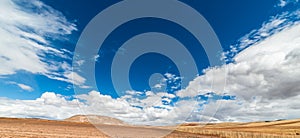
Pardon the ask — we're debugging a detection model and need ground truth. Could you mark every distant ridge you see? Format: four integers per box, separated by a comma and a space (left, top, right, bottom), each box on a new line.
65, 115, 126, 125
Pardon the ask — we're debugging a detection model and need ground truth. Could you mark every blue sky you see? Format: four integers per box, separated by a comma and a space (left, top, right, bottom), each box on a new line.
0, 0, 300, 126
0, 0, 280, 99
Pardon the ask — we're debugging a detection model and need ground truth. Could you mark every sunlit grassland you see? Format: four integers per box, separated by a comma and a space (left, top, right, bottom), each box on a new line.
177, 119, 300, 138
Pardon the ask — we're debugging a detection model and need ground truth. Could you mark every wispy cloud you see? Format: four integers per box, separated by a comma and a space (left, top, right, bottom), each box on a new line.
0, 0, 87, 87
49, 71, 89, 88
277, 0, 288, 7
276, 0, 299, 8
1, 0, 300, 125
8, 81, 34, 92
3, 18, 300, 124
17, 83, 34, 92
223, 8, 300, 62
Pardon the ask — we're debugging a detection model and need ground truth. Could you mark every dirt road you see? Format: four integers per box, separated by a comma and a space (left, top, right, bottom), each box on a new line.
0, 117, 216, 138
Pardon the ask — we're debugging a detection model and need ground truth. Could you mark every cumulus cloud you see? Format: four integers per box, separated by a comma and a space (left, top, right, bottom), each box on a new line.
77, 90, 197, 125
0, 90, 198, 125
4, 23, 300, 123
1, 0, 300, 125
0, 0, 87, 87
82, 10, 300, 123
202, 94, 300, 122
0, 1, 207, 125
0, 92, 81, 119
223, 8, 300, 62
212, 23, 299, 100
1, 90, 297, 125
177, 18, 300, 121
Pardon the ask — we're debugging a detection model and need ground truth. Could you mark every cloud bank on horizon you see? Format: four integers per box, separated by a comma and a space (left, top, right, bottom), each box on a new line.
0, 0, 300, 125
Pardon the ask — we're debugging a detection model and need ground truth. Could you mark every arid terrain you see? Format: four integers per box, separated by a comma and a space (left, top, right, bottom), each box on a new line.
0, 116, 212, 138
0, 116, 299, 138
178, 119, 300, 138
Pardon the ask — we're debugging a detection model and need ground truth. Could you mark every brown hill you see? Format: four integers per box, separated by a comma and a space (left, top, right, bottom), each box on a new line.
65, 115, 126, 126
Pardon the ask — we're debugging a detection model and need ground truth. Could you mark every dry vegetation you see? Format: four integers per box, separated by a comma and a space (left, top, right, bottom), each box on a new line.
1, 116, 300, 138
177, 119, 300, 138
0, 117, 212, 138
0, 117, 108, 138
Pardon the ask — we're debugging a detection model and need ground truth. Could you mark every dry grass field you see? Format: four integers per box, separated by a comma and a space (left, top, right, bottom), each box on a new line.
177, 119, 300, 138
0, 117, 214, 138
1, 116, 300, 138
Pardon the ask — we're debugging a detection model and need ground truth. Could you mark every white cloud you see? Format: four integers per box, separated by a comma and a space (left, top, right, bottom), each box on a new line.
0, 90, 197, 125
177, 20, 300, 122
17, 84, 34, 92
276, 0, 299, 8
223, 8, 300, 62
0, 0, 87, 87
127, 9, 300, 123
75, 60, 85, 66
164, 73, 181, 82
3, 22, 300, 124
203, 94, 300, 122
5, 23, 300, 123
277, 0, 288, 7
94, 54, 100, 62
1, 0, 300, 126
153, 84, 164, 89
49, 71, 89, 88
7, 82, 34, 92
8, 90, 275, 124
0, 92, 81, 119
